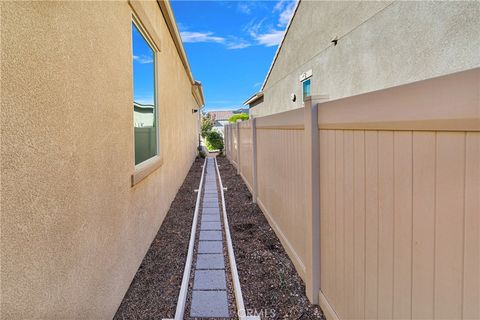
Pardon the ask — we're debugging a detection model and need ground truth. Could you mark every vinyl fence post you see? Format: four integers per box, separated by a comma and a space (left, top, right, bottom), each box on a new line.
225, 125, 229, 158
236, 120, 241, 175
252, 118, 258, 204
304, 96, 320, 304
228, 125, 231, 159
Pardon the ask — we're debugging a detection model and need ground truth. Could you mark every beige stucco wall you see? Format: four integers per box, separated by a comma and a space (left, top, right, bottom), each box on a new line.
251, 1, 480, 117
1, 1, 200, 319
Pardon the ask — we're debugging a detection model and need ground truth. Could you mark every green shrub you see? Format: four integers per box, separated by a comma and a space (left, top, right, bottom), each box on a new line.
201, 113, 214, 138
206, 131, 224, 151
228, 113, 249, 123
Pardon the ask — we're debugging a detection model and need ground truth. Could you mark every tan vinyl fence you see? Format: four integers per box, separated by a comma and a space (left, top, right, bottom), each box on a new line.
224, 68, 479, 320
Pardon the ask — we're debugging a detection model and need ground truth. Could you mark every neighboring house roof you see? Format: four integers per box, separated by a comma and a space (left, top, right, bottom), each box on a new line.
208, 110, 235, 121
156, 0, 205, 106
235, 108, 250, 114
213, 120, 229, 127
260, 0, 301, 91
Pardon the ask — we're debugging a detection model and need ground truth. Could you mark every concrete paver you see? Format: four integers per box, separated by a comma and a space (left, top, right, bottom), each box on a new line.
198, 241, 223, 254
200, 221, 222, 230
203, 195, 217, 200
202, 201, 219, 208
204, 191, 217, 195
193, 270, 227, 290
201, 214, 221, 222
202, 208, 220, 215
203, 189, 218, 193
190, 291, 229, 318
203, 193, 218, 198
196, 254, 225, 269
199, 230, 222, 241
204, 183, 216, 187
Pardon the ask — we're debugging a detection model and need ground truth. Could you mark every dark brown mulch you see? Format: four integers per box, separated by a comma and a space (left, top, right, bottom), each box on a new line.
217, 156, 324, 320
114, 157, 203, 320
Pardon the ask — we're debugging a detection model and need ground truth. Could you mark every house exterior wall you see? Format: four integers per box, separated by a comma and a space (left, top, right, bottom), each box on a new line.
1, 1, 200, 319
251, 1, 480, 117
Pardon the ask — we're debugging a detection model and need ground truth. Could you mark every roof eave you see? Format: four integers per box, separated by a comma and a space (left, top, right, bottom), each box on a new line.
243, 92, 264, 105
192, 80, 205, 107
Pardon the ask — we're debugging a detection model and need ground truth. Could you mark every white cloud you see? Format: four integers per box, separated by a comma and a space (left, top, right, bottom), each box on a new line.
254, 30, 284, 47
236, 1, 268, 15
243, 0, 295, 48
225, 38, 251, 50
180, 29, 251, 50
237, 2, 252, 14
180, 31, 225, 43
244, 18, 265, 36
177, 1, 295, 51
253, 82, 262, 88
277, 0, 296, 27
227, 42, 251, 50
133, 55, 153, 64
273, 0, 288, 12
245, 18, 283, 47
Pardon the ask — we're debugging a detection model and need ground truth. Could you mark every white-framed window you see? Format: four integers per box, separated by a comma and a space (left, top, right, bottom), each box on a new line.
132, 20, 158, 165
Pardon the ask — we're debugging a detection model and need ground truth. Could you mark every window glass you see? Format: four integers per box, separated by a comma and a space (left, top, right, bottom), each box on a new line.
132, 22, 157, 165
302, 79, 311, 101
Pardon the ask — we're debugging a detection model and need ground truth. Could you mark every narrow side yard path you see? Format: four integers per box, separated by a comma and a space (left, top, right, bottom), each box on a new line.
217, 156, 324, 319
188, 157, 231, 318
115, 156, 323, 319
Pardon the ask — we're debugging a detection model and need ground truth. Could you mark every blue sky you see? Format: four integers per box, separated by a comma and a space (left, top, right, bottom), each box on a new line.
170, 0, 296, 111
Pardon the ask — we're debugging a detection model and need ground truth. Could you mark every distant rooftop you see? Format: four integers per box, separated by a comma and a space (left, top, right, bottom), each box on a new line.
208, 110, 235, 121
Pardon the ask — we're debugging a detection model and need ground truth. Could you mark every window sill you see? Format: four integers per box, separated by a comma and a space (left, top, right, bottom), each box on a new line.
131, 155, 163, 187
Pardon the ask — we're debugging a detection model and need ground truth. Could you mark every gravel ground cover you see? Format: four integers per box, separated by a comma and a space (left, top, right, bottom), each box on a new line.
114, 157, 203, 320
217, 156, 324, 320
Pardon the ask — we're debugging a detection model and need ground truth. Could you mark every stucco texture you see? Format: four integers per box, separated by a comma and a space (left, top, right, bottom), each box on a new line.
252, 1, 480, 117
1, 1, 199, 318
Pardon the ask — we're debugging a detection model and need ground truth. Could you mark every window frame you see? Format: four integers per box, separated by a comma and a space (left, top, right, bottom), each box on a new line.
131, 14, 163, 186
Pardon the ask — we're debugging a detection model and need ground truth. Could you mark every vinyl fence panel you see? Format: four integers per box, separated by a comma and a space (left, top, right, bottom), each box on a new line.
317, 68, 479, 320
226, 68, 479, 320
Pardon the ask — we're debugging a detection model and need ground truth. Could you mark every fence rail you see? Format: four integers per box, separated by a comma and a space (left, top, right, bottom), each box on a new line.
224, 68, 479, 320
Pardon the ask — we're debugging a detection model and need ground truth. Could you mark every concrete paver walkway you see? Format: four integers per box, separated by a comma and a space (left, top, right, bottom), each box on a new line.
190, 158, 230, 318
